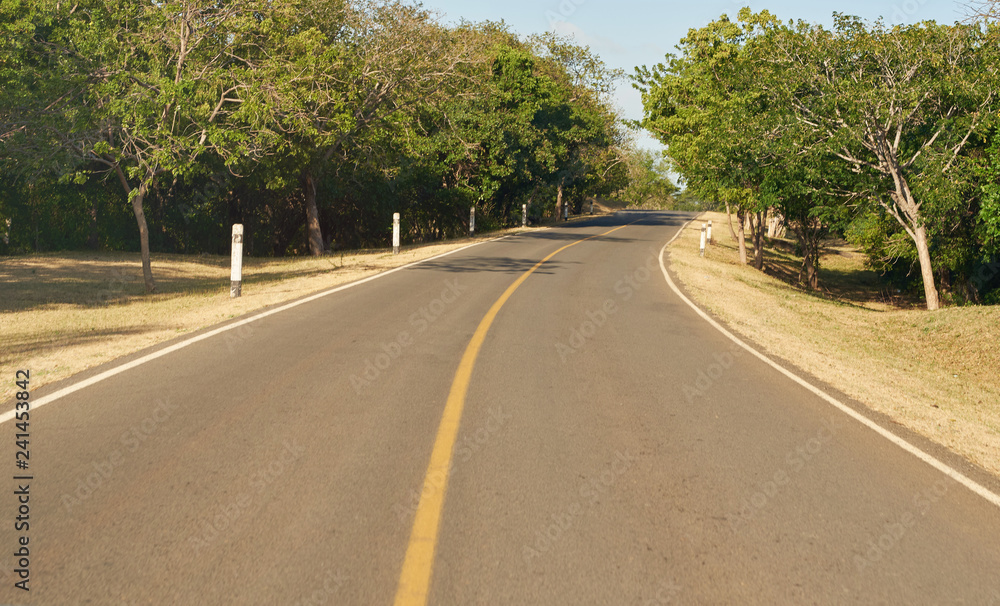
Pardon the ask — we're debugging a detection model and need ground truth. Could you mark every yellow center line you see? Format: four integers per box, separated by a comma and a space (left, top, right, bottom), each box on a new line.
393, 220, 639, 606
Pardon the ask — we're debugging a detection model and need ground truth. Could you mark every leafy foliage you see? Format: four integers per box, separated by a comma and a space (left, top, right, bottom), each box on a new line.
635, 8, 1000, 306
1, 2, 629, 277
612, 149, 678, 209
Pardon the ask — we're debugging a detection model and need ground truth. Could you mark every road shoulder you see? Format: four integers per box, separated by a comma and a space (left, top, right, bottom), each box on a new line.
663, 212, 1000, 486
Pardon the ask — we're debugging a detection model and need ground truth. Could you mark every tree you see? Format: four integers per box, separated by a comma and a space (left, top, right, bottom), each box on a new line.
765, 15, 1000, 310
410, 33, 625, 227
613, 148, 678, 208
1, 0, 269, 292
758, 148, 857, 289
981, 131, 1000, 252
243, 0, 468, 256
966, 1, 1000, 21
634, 10, 784, 269
2, 6, 631, 261
527, 34, 627, 220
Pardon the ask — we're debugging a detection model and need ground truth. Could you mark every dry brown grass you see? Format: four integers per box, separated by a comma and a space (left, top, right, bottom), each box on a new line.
0, 232, 527, 403
669, 212, 1000, 477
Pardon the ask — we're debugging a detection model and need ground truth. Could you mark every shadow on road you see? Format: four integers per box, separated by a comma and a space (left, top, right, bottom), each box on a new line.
412, 211, 694, 275
414, 256, 577, 275
533, 210, 693, 231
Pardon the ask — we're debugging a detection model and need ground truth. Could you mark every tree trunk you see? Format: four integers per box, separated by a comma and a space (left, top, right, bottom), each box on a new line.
736, 209, 748, 265
795, 220, 821, 290
556, 179, 565, 221
914, 225, 940, 310
114, 165, 157, 293
131, 183, 157, 294
752, 211, 765, 270
303, 172, 324, 256
526, 185, 538, 225
803, 252, 818, 289
882, 161, 941, 311
725, 203, 738, 242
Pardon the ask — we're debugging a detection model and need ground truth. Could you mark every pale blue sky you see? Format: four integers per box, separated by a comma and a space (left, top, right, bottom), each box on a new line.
419, 0, 972, 151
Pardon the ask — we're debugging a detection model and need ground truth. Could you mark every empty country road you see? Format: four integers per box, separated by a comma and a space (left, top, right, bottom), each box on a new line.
3, 211, 1000, 605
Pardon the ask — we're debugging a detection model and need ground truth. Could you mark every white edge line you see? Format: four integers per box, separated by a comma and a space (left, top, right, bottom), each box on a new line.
1, 236, 512, 425
659, 218, 1000, 510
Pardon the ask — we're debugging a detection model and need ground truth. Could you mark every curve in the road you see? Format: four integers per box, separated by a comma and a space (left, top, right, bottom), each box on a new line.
393, 220, 639, 606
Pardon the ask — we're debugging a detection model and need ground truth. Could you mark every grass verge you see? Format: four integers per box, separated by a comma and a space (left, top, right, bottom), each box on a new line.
668, 212, 1000, 477
0, 229, 536, 404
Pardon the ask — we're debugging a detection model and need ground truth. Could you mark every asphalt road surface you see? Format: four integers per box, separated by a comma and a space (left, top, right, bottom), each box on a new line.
3, 211, 1000, 605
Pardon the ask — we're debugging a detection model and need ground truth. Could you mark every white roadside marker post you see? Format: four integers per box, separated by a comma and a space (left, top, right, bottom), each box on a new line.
470, 206, 475, 237
563, 203, 569, 221
700, 224, 707, 258
392, 212, 400, 255
707, 220, 713, 244
230, 224, 244, 298
590, 199, 594, 215
522, 203, 527, 228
